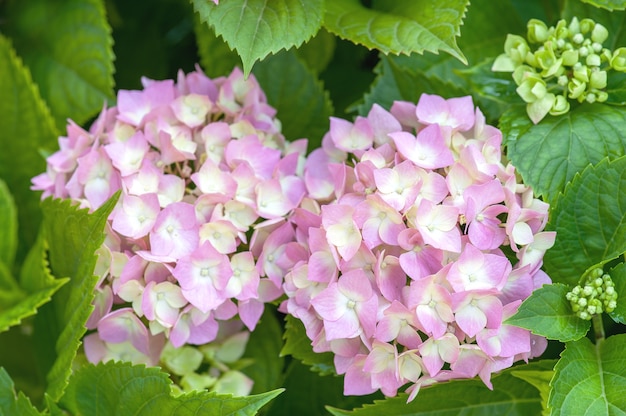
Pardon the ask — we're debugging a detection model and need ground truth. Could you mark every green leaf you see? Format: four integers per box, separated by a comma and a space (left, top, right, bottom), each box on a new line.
0, 368, 44, 416
501, 104, 626, 204
191, 0, 324, 76
324, 0, 468, 63
294, 29, 337, 74
506, 284, 591, 342
193, 12, 241, 78
326, 361, 555, 415
608, 261, 626, 324
241, 308, 285, 395
0, 261, 23, 309
5, 0, 115, 129
543, 157, 626, 286
252, 50, 333, 150
39, 194, 119, 401
511, 370, 554, 416
59, 361, 282, 415
281, 315, 335, 375
0, 34, 58, 257
549, 334, 626, 415
0, 180, 17, 267
579, 0, 626, 10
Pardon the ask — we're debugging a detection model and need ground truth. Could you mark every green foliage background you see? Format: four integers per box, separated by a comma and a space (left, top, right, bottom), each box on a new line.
0, 0, 625, 414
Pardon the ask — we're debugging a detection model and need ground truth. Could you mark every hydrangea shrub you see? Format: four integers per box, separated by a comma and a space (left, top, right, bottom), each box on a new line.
281, 94, 555, 400
32, 66, 308, 393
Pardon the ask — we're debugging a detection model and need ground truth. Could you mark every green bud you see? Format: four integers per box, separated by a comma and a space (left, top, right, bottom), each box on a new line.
592, 42, 603, 53
536, 46, 563, 77
504, 34, 531, 64
580, 18, 595, 35
573, 64, 590, 82
569, 17, 581, 35
492, 54, 516, 72
161, 344, 204, 376
561, 49, 579, 66
528, 18, 550, 43
517, 75, 548, 103
180, 372, 217, 392
568, 79, 587, 99
587, 92, 597, 103
610, 47, 626, 71
512, 65, 536, 85
591, 23, 609, 44
586, 53, 601, 67
555, 19, 569, 39
557, 75, 569, 86
572, 33, 585, 45
550, 95, 570, 116
579, 311, 591, 320
579, 46, 589, 58
526, 93, 556, 124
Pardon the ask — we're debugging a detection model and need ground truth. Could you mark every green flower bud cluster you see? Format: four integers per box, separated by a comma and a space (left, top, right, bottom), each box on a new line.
492, 17, 626, 124
565, 267, 618, 321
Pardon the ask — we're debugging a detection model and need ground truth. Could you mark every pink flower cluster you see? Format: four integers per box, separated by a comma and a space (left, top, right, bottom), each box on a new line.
32, 67, 307, 370
280, 94, 555, 400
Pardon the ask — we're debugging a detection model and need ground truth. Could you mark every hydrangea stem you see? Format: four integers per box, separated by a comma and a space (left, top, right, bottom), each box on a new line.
592, 313, 605, 342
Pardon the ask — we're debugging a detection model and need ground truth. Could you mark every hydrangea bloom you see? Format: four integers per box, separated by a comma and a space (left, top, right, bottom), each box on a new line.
32, 66, 307, 394
280, 94, 554, 401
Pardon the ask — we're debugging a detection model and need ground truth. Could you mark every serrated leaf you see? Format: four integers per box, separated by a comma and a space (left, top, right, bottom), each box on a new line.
0, 34, 58, 257
0, 368, 44, 416
192, 0, 323, 76
59, 361, 282, 416
511, 370, 554, 416
0, 180, 17, 267
506, 284, 591, 342
324, 0, 468, 63
39, 194, 119, 401
580, 0, 626, 10
193, 12, 241, 78
501, 104, 626, 204
241, 308, 285, 395
326, 361, 555, 416
252, 50, 333, 150
608, 261, 626, 324
549, 334, 626, 415
280, 315, 335, 375
5, 0, 115, 129
543, 157, 626, 285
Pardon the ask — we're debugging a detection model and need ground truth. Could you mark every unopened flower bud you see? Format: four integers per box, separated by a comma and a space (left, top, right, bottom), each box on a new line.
550, 95, 570, 115
586, 53, 601, 67
586, 92, 597, 103
591, 23, 609, 44
580, 18, 595, 34
528, 18, 550, 43
569, 17, 581, 34
568, 79, 587, 99
517, 75, 548, 103
596, 91, 608, 102
573, 65, 590, 82
504, 34, 531, 64
589, 70, 607, 89
561, 49, 579, 66
611, 47, 626, 71
572, 33, 585, 45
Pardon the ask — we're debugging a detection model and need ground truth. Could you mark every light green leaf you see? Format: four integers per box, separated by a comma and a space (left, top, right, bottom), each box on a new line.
511, 370, 554, 416
241, 307, 285, 395
608, 261, 626, 324
324, 0, 468, 63
507, 284, 591, 342
543, 157, 626, 286
280, 315, 335, 375
0, 180, 17, 267
549, 334, 626, 415
252, 50, 333, 150
327, 361, 554, 415
500, 104, 626, 204
0, 368, 44, 416
39, 194, 119, 401
5, 0, 115, 129
580, 0, 626, 10
193, 12, 241, 78
191, 0, 324, 76
0, 34, 58, 256
59, 361, 282, 415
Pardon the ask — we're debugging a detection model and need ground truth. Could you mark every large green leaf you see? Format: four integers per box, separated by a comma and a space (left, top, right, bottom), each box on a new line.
39, 194, 119, 401
510, 370, 554, 416
191, 0, 324, 76
281, 315, 335, 375
0, 34, 58, 257
608, 261, 626, 325
324, 0, 468, 63
549, 334, 626, 415
0, 368, 44, 416
327, 361, 555, 416
0, 180, 17, 267
506, 284, 591, 342
543, 157, 626, 286
252, 50, 334, 150
500, 104, 626, 204
294, 28, 337, 74
5, 0, 115, 129
193, 11, 242, 78
241, 308, 285, 395
580, 0, 626, 10
59, 361, 282, 415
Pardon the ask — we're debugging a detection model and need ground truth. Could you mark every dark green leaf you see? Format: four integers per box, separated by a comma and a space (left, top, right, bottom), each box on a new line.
59, 361, 282, 415
326, 361, 555, 415
549, 334, 626, 415
39, 194, 119, 401
324, 0, 468, 63
281, 315, 335, 375
0, 34, 58, 258
543, 157, 626, 285
0, 180, 17, 267
192, 0, 324, 76
501, 104, 626, 204
510, 370, 554, 416
579, 0, 626, 10
5, 0, 115, 129
608, 261, 626, 324
295, 29, 337, 74
0, 368, 44, 416
253, 50, 333, 150
507, 284, 591, 342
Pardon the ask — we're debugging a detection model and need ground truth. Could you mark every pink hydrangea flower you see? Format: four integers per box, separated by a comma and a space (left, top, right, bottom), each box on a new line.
281, 94, 554, 400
